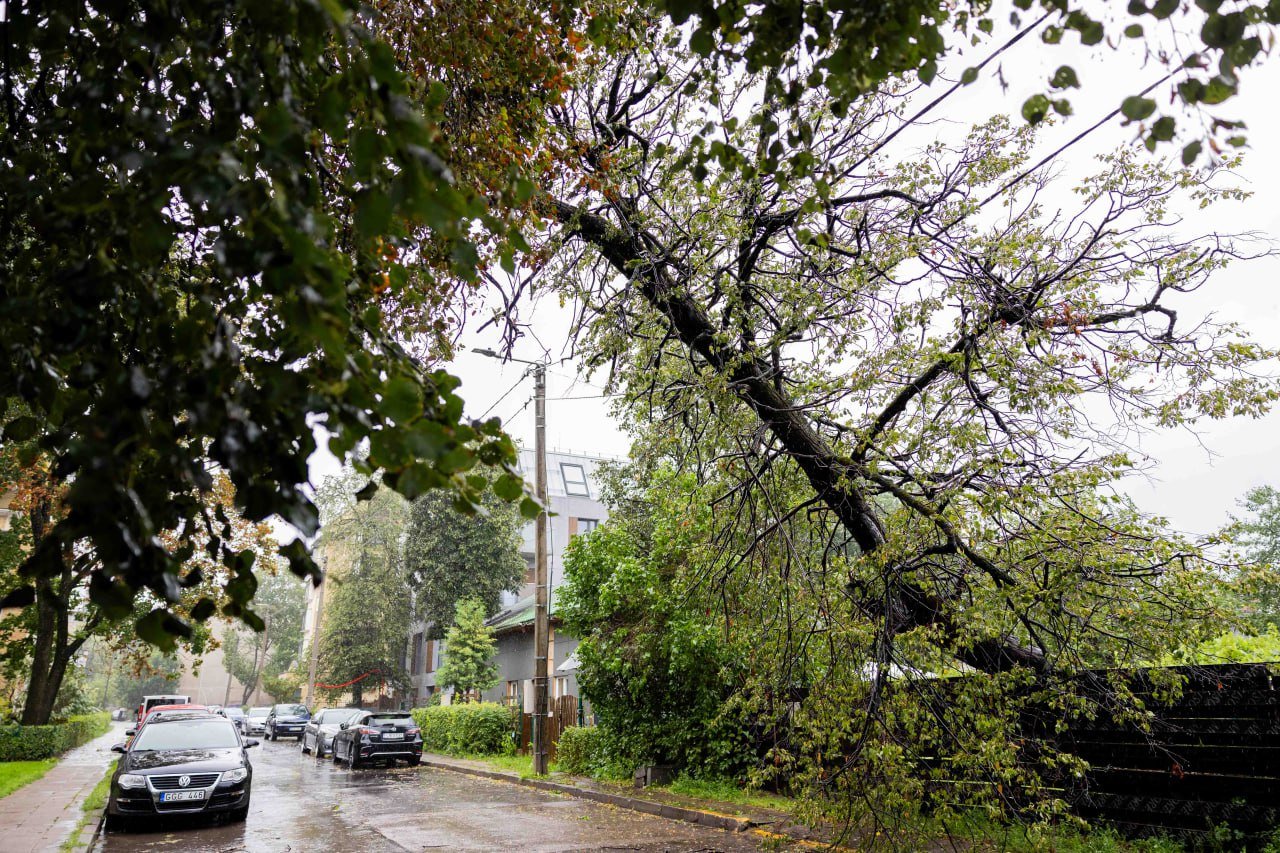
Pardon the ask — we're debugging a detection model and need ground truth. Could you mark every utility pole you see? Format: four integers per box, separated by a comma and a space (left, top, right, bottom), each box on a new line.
531, 361, 550, 775
472, 347, 551, 774
306, 573, 325, 706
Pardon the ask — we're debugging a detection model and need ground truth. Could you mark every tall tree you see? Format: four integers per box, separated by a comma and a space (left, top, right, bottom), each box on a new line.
221, 570, 307, 705
404, 485, 525, 635
434, 598, 500, 700
510, 22, 1275, 830
0, 0, 533, 646
315, 481, 412, 707
1231, 485, 1280, 629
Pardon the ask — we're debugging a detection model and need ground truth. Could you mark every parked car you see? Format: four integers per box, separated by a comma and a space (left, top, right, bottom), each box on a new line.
135, 693, 191, 722
300, 708, 365, 758
124, 705, 211, 743
106, 714, 258, 830
264, 703, 311, 740
219, 706, 248, 732
331, 710, 422, 768
243, 707, 270, 736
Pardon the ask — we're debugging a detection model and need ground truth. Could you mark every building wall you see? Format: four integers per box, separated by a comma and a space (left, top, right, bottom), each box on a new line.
479, 627, 580, 709
176, 619, 272, 707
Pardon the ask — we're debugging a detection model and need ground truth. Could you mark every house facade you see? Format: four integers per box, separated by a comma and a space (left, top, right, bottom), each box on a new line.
402, 448, 611, 708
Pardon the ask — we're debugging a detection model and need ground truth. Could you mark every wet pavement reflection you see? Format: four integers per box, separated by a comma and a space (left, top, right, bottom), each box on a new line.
95, 738, 768, 851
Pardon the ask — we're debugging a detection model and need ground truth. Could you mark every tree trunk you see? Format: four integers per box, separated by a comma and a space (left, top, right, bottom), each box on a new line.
20, 497, 75, 725
352, 679, 363, 707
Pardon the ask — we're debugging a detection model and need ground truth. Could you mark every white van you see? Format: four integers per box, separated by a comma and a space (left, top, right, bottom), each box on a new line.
136, 693, 191, 721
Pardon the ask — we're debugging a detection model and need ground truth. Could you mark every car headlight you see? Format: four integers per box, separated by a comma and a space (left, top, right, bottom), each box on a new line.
118, 774, 147, 790
222, 767, 249, 784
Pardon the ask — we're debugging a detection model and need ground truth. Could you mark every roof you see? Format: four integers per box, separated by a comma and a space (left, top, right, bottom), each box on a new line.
485, 594, 561, 634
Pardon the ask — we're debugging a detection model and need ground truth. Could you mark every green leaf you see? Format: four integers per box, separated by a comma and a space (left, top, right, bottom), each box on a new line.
1181, 141, 1203, 165
380, 376, 424, 424
1050, 66, 1080, 90
1021, 94, 1051, 124
494, 472, 525, 501
519, 496, 543, 520
1, 416, 38, 441
960, 67, 979, 85
1120, 96, 1157, 121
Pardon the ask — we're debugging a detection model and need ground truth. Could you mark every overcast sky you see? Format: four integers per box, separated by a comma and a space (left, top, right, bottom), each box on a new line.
309, 17, 1280, 540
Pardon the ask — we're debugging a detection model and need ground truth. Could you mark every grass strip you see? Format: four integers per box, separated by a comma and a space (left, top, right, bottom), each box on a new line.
0, 759, 58, 799
58, 759, 116, 853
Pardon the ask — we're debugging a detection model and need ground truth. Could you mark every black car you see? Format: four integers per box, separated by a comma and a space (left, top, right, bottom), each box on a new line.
300, 708, 365, 758
106, 714, 258, 830
264, 703, 311, 740
331, 710, 422, 768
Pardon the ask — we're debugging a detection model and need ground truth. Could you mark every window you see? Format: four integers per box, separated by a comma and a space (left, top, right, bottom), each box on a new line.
553, 677, 569, 699
577, 518, 599, 535
425, 639, 436, 673
560, 463, 590, 496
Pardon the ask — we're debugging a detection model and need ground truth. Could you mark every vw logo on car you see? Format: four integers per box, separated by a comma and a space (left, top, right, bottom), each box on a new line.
178, 775, 191, 788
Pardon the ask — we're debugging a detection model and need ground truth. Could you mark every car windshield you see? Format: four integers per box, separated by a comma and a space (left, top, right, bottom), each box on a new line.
273, 704, 307, 715
133, 719, 239, 751
327, 709, 362, 724
247, 708, 270, 718
367, 713, 413, 726
224, 708, 245, 717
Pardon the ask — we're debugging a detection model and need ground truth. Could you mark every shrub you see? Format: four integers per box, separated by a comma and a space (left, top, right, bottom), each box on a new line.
411, 703, 514, 756
553, 725, 603, 775
0, 712, 110, 761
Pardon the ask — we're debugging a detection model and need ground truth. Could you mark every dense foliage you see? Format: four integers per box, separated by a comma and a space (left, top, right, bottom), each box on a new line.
434, 598, 501, 698
404, 485, 525, 634
314, 481, 413, 706
411, 702, 515, 755
559, 469, 754, 779
0, 0, 532, 648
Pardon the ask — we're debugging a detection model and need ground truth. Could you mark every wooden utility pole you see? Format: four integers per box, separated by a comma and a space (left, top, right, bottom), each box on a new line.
532, 362, 550, 775
305, 572, 325, 706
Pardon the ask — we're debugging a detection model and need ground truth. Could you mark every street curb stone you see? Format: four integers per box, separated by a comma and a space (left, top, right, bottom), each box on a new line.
422, 758, 755, 833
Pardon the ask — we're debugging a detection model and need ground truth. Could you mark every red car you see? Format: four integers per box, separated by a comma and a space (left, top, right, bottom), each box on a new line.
126, 704, 211, 743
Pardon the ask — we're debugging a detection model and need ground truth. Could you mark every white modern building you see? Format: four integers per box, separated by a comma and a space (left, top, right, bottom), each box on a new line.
404, 448, 612, 707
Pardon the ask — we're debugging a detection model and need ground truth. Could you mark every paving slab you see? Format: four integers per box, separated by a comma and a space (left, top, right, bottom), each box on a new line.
0, 722, 124, 853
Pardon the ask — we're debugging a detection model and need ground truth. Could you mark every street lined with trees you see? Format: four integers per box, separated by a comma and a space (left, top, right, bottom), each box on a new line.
4, 0, 1280, 847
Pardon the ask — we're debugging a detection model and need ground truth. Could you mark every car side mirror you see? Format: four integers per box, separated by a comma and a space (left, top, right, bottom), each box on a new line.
110, 742, 127, 753
125, 729, 135, 737
244, 739, 260, 748
339, 722, 349, 730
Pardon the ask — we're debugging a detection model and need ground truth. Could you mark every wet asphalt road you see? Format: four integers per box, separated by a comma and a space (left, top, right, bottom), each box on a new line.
94, 737, 769, 852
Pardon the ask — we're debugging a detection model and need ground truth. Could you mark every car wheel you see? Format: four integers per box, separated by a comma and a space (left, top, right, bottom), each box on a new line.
229, 804, 249, 823
301, 735, 310, 755
350, 750, 361, 769
104, 813, 132, 834
407, 755, 421, 767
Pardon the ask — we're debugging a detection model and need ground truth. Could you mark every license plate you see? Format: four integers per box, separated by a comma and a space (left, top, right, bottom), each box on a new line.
159, 790, 205, 802
381, 733, 404, 740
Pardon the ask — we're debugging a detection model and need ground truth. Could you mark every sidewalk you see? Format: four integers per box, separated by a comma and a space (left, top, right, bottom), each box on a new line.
420, 752, 832, 848
0, 722, 124, 853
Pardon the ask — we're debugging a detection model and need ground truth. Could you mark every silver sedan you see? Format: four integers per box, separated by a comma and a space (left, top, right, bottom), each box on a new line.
300, 708, 365, 757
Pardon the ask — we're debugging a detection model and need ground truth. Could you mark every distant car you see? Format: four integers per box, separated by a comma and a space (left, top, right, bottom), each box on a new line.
300, 708, 365, 758
243, 707, 270, 736
106, 714, 258, 830
135, 694, 191, 722
330, 710, 422, 768
265, 703, 310, 740
125, 705, 211, 741
219, 707, 248, 732
206, 704, 223, 715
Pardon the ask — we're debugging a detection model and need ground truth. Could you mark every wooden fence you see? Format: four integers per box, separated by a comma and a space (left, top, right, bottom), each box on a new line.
513, 695, 580, 760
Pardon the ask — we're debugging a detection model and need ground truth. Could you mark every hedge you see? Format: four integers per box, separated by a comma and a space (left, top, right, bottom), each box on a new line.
553, 725, 604, 775
0, 712, 111, 762
411, 703, 514, 756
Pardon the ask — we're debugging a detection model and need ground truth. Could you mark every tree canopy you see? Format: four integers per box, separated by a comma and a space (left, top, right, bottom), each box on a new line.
404, 485, 525, 635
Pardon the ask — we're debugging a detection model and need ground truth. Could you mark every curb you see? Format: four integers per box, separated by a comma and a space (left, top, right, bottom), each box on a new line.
71, 808, 107, 853
422, 759, 756, 834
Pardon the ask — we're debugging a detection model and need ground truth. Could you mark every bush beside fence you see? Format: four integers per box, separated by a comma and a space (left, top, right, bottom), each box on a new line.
0, 712, 111, 761
411, 703, 515, 756
553, 725, 604, 775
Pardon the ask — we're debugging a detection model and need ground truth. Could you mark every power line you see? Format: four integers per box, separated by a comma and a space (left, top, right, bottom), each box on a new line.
477, 366, 533, 420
